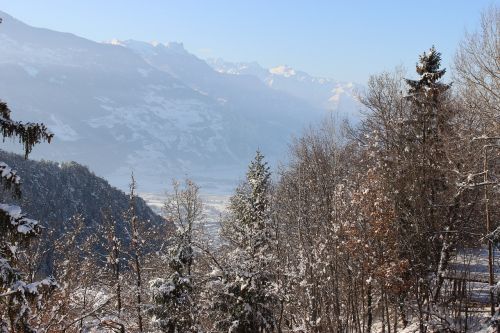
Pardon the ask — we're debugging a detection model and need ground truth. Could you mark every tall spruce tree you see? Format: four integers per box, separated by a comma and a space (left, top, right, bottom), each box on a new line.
401, 46, 453, 275
213, 151, 278, 333
0, 99, 54, 331
406, 46, 450, 98
396, 47, 459, 327
359, 47, 461, 329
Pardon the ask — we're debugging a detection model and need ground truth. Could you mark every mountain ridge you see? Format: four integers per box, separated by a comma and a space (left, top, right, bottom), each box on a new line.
0, 11, 360, 194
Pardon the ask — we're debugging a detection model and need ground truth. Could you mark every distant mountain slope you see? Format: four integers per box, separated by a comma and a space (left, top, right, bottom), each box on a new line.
117, 39, 315, 124
207, 59, 363, 122
0, 150, 163, 236
0, 11, 359, 193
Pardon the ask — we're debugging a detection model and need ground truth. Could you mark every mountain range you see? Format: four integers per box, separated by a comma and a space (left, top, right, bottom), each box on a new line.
0, 10, 361, 194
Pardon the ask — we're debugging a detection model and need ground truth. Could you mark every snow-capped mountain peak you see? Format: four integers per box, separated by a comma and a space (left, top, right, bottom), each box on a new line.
269, 65, 296, 78
207, 58, 362, 119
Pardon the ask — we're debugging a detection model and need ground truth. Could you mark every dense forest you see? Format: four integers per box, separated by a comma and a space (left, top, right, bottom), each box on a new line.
0, 6, 498, 333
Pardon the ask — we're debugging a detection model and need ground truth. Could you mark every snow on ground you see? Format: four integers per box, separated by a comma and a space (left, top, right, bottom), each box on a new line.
448, 247, 500, 305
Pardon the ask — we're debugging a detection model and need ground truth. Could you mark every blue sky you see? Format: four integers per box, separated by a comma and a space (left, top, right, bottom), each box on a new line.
0, 0, 494, 83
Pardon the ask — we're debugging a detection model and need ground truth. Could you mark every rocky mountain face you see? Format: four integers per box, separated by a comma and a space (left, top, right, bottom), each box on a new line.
0, 11, 360, 194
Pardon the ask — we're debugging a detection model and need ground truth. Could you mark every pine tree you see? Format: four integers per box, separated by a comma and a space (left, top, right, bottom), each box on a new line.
0, 98, 55, 331
213, 151, 278, 333
149, 180, 202, 333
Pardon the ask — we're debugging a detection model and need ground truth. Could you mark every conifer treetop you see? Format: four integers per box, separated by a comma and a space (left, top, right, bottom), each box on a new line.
406, 46, 451, 100
246, 150, 271, 207
416, 46, 446, 79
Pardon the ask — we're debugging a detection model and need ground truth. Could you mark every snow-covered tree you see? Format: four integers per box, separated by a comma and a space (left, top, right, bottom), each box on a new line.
0, 98, 55, 331
454, 5, 499, 136
103, 207, 124, 319
454, 6, 500, 318
403, 47, 457, 295
149, 179, 203, 332
149, 235, 195, 332
355, 47, 485, 330
361, 48, 455, 281
126, 174, 144, 332
272, 123, 373, 332
213, 151, 278, 333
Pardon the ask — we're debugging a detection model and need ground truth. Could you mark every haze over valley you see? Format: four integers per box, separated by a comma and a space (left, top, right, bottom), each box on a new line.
0, 10, 360, 194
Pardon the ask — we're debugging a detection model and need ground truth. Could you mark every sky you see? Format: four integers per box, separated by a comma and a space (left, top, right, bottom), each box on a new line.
0, 0, 495, 83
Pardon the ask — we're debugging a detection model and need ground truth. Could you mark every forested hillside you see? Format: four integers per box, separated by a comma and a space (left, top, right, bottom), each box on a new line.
0, 150, 163, 234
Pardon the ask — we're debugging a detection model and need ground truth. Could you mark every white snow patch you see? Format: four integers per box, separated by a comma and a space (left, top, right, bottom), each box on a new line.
329, 85, 347, 103
108, 38, 125, 47
269, 65, 296, 78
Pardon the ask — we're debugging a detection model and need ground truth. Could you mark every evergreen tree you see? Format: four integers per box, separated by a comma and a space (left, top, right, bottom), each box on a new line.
406, 46, 450, 98
400, 46, 454, 278
359, 47, 463, 329
149, 180, 202, 333
150, 229, 196, 333
405, 46, 451, 148
0, 98, 55, 331
213, 151, 278, 333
